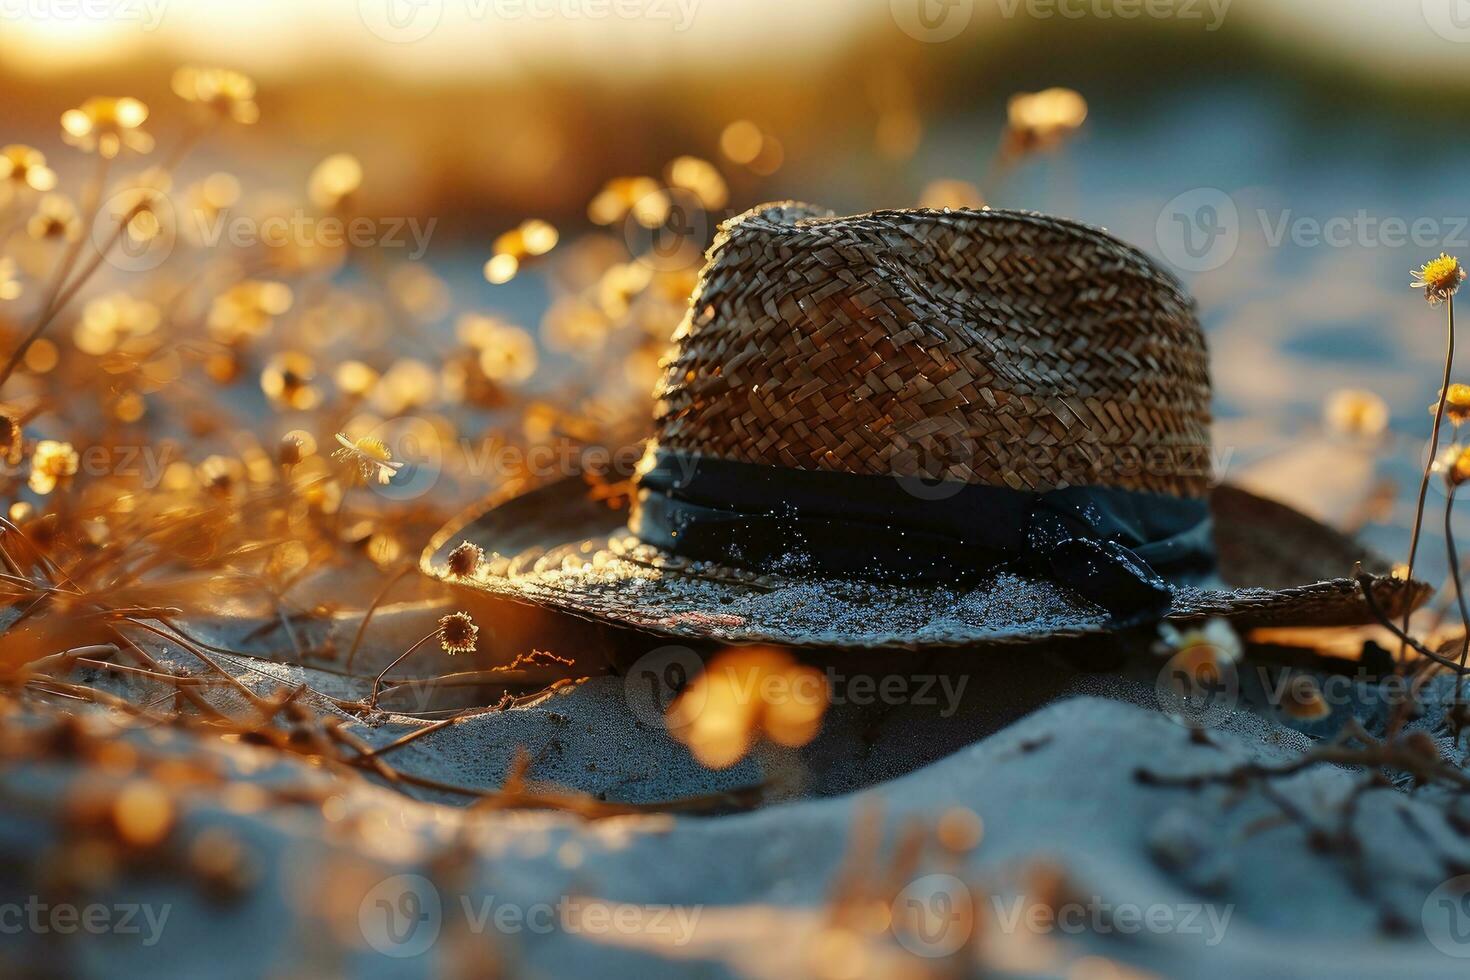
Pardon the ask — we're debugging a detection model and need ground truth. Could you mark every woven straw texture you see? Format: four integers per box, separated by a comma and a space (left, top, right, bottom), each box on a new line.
654, 203, 1213, 497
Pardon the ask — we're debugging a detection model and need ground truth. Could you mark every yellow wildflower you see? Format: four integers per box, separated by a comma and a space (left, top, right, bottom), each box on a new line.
1005, 88, 1088, 154
27, 194, 81, 242
171, 67, 260, 125
29, 440, 79, 494
261, 352, 322, 411
61, 97, 154, 158
332, 433, 402, 485
0, 145, 57, 196
307, 154, 362, 210
1412, 253, 1466, 306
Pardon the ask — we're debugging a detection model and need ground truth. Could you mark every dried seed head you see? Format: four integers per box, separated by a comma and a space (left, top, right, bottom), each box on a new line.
446, 541, 484, 578
437, 612, 478, 655
277, 433, 303, 467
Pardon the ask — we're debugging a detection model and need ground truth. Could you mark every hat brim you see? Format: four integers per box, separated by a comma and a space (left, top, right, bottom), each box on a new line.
422, 477, 1429, 650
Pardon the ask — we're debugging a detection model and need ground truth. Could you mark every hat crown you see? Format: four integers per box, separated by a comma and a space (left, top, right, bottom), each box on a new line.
651, 202, 1213, 498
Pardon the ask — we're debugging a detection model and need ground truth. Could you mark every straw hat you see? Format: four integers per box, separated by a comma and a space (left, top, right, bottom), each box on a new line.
424, 203, 1427, 649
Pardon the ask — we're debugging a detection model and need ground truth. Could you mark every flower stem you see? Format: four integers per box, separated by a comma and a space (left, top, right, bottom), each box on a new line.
367, 630, 435, 710
1402, 297, 1456, 666
1448, 486, 1469, 709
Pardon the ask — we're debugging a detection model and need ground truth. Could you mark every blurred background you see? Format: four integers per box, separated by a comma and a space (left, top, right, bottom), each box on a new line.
3, 0, 1468, 575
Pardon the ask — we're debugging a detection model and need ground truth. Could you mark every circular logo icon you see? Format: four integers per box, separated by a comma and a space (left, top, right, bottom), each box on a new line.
1154, 648, 1239, 727
1423, 875, 1470, 958
95, 185, 176, 274
1155, 188, 1239, 274
625, 185, 709, 273
891, 873, 973, 957
361, 415, 444, 502
358, 0, 444, 43
890, 0, 974, 43
892, 414, 976, 502
358, 874, 442, 958
1424, 0, 1470, 42
623, 645, 704, 730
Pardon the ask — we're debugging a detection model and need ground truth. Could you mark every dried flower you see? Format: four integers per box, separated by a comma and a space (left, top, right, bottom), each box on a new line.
369, 359, 436, 415
334, 360, 380, 398
75, 293, 161, 356
437, 612, 479, 655
473, 322, 538, 383
307, 154, 362, 210
0, 144, 57, 195
29, 439, 79, 494
197, 455, 242, 499
446, 541, 484, 578
667, 646, 827, 768
1155, 619, 1242, 668
1324, 388, 1388, 439
1278, 675, 1331, 722
1437, 444, 1470, 488
587, 176, 664, 227
171, 67, 260, 125
61, 97, 154, 158
1411, 253, 1466, 306
666, 157, 728, 210
207, 281, 293, 345
1005, 88, 1088, 154
1437, 384, 1470, 426
332, 433, 402, 485
105, 168, 172, 244
261, 352, 321, 410
27, 193, 81, 242
277, 432, 306, 467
